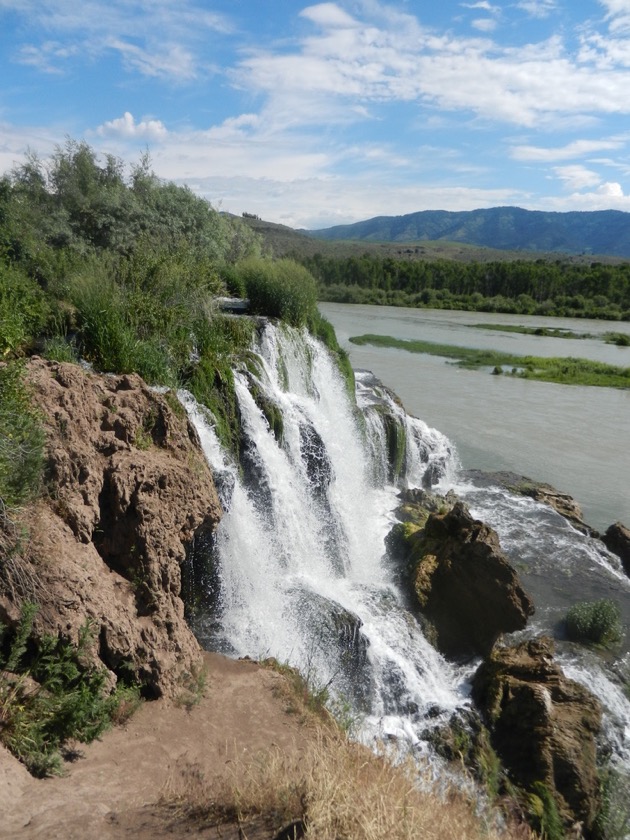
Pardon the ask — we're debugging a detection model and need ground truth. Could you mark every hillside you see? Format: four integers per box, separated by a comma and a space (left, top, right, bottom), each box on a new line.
304, 206, 630, 258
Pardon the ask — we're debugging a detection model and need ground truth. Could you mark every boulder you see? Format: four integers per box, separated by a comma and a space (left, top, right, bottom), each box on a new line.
0, 359, 222, 699
391, 496, 534, 658
603, 522, 630, 576
472, 637, 602, 835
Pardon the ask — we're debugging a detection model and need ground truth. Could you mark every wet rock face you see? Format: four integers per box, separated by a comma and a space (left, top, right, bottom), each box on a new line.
472, 637, 602, 835
603, 522, 630, 576
390, 493, 534, 658
0, 359, 222, 698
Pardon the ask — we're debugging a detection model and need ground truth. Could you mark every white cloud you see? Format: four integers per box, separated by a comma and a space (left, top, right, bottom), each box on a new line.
599, 0, 630, 33
96, 112, 167, 140
233, 6, 630, 130
552, 164, 602, 190
511, 137, 626, 161
17, 40, 80, 73
472, 18, 498, 32
461, 2, 495, 10
179, 173, 525, 229
596, 180, 624, 196
1, 0, 232, 79
105, 39, 197, 81
516, 1, 557, 19
543, 185, 630, 211
300, 3, 359, 28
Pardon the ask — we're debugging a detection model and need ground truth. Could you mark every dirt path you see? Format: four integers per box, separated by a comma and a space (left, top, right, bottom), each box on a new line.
1, 653, 312, 839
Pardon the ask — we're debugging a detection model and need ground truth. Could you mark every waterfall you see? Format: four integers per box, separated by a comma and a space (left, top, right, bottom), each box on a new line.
180, 320, 630, 773
181, 321, 468, 744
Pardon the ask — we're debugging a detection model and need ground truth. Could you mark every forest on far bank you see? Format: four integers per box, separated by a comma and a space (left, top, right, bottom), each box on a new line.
300, 252, 630, 320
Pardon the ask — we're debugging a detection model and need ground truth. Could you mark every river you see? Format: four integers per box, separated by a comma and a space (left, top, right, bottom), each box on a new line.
319, 302, 630, 534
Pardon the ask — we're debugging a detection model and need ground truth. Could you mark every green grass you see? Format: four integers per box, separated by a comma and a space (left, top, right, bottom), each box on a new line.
469, 323, 594, 339
349, 333, 630, 388
605, 331, 630, 347
0, 361, 45, 507
564, 599, 622, 647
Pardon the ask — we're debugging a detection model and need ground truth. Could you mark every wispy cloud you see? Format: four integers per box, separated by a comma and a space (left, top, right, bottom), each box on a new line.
552, 164, 602, 190
233, 2, 630, 129
511, 137, 626, 161
516, 1, 558, 19
3, 0, 233, 80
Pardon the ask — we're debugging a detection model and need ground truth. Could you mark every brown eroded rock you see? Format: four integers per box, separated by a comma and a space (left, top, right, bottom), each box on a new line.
0, 359, 222, 698
472, 637, 602, 835
389, 494, 534, 658
603, 521, 630, 576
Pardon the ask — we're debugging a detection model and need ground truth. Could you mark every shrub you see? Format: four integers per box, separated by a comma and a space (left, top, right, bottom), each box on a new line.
564, 598, 622, 647
236, 257, 318, 326
0, 262, 50, 356
0, 605, 141, 776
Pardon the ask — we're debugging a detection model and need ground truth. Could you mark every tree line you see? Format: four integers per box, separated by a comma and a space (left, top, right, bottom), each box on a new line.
302, 253, 630, 320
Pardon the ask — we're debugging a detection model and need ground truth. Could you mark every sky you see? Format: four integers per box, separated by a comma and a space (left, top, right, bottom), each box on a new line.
2, 1, 630, 229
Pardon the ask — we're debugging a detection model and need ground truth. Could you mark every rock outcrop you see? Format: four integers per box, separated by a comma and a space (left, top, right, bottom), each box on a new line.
472, 637, 602, 835
0, 359, 222, 698
389, 491, 534, 658
603, 522, 630, 576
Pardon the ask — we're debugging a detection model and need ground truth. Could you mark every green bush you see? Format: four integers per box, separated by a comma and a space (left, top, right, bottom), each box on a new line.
564, 598, 622, 647
0, 605, 141, 777
236, 257, 318, 326
0, 262, 50, 356
0, 361, 45, 507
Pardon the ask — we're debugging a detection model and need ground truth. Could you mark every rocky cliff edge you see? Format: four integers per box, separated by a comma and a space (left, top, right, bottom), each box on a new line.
0, 359, 222, 698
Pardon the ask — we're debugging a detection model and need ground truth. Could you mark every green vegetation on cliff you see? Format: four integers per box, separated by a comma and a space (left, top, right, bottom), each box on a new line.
0, 604, 139, 776
0, 140, 342, 451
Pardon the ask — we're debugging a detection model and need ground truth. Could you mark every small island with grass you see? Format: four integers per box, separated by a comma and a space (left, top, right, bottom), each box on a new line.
349, 333, 630, 388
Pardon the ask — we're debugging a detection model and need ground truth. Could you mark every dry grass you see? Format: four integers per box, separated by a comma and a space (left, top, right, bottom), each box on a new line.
163, 730, 535, 840
0, 500, 43, 603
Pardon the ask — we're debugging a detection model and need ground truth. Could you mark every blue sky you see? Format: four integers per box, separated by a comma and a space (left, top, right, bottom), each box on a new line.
2, 1, 630, 229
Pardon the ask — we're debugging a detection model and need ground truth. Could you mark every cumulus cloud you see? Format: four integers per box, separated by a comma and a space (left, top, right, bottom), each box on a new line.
596, 180, 624, 196
96, 112, 167, 140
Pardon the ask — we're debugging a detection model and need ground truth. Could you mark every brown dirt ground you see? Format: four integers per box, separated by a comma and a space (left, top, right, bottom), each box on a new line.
1, 653, 313, 840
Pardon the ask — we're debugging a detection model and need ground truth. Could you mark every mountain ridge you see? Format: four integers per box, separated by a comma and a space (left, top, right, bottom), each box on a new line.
304, 206, 630, 257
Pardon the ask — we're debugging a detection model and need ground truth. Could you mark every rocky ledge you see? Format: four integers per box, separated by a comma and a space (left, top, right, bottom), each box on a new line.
388, 489, 534, 658
0, 359, 222, 698
472, 636, 602, 836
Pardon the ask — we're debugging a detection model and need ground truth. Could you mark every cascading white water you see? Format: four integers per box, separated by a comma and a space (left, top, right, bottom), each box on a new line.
453, 476, 630, 776
181, 320, 630, 775
182, 322, 469, 744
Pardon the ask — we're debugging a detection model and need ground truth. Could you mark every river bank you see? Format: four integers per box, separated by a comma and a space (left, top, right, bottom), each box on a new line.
320, 302, 630, 532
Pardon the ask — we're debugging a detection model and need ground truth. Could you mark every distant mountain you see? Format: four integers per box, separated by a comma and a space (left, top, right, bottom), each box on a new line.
305, 206, 630, 258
